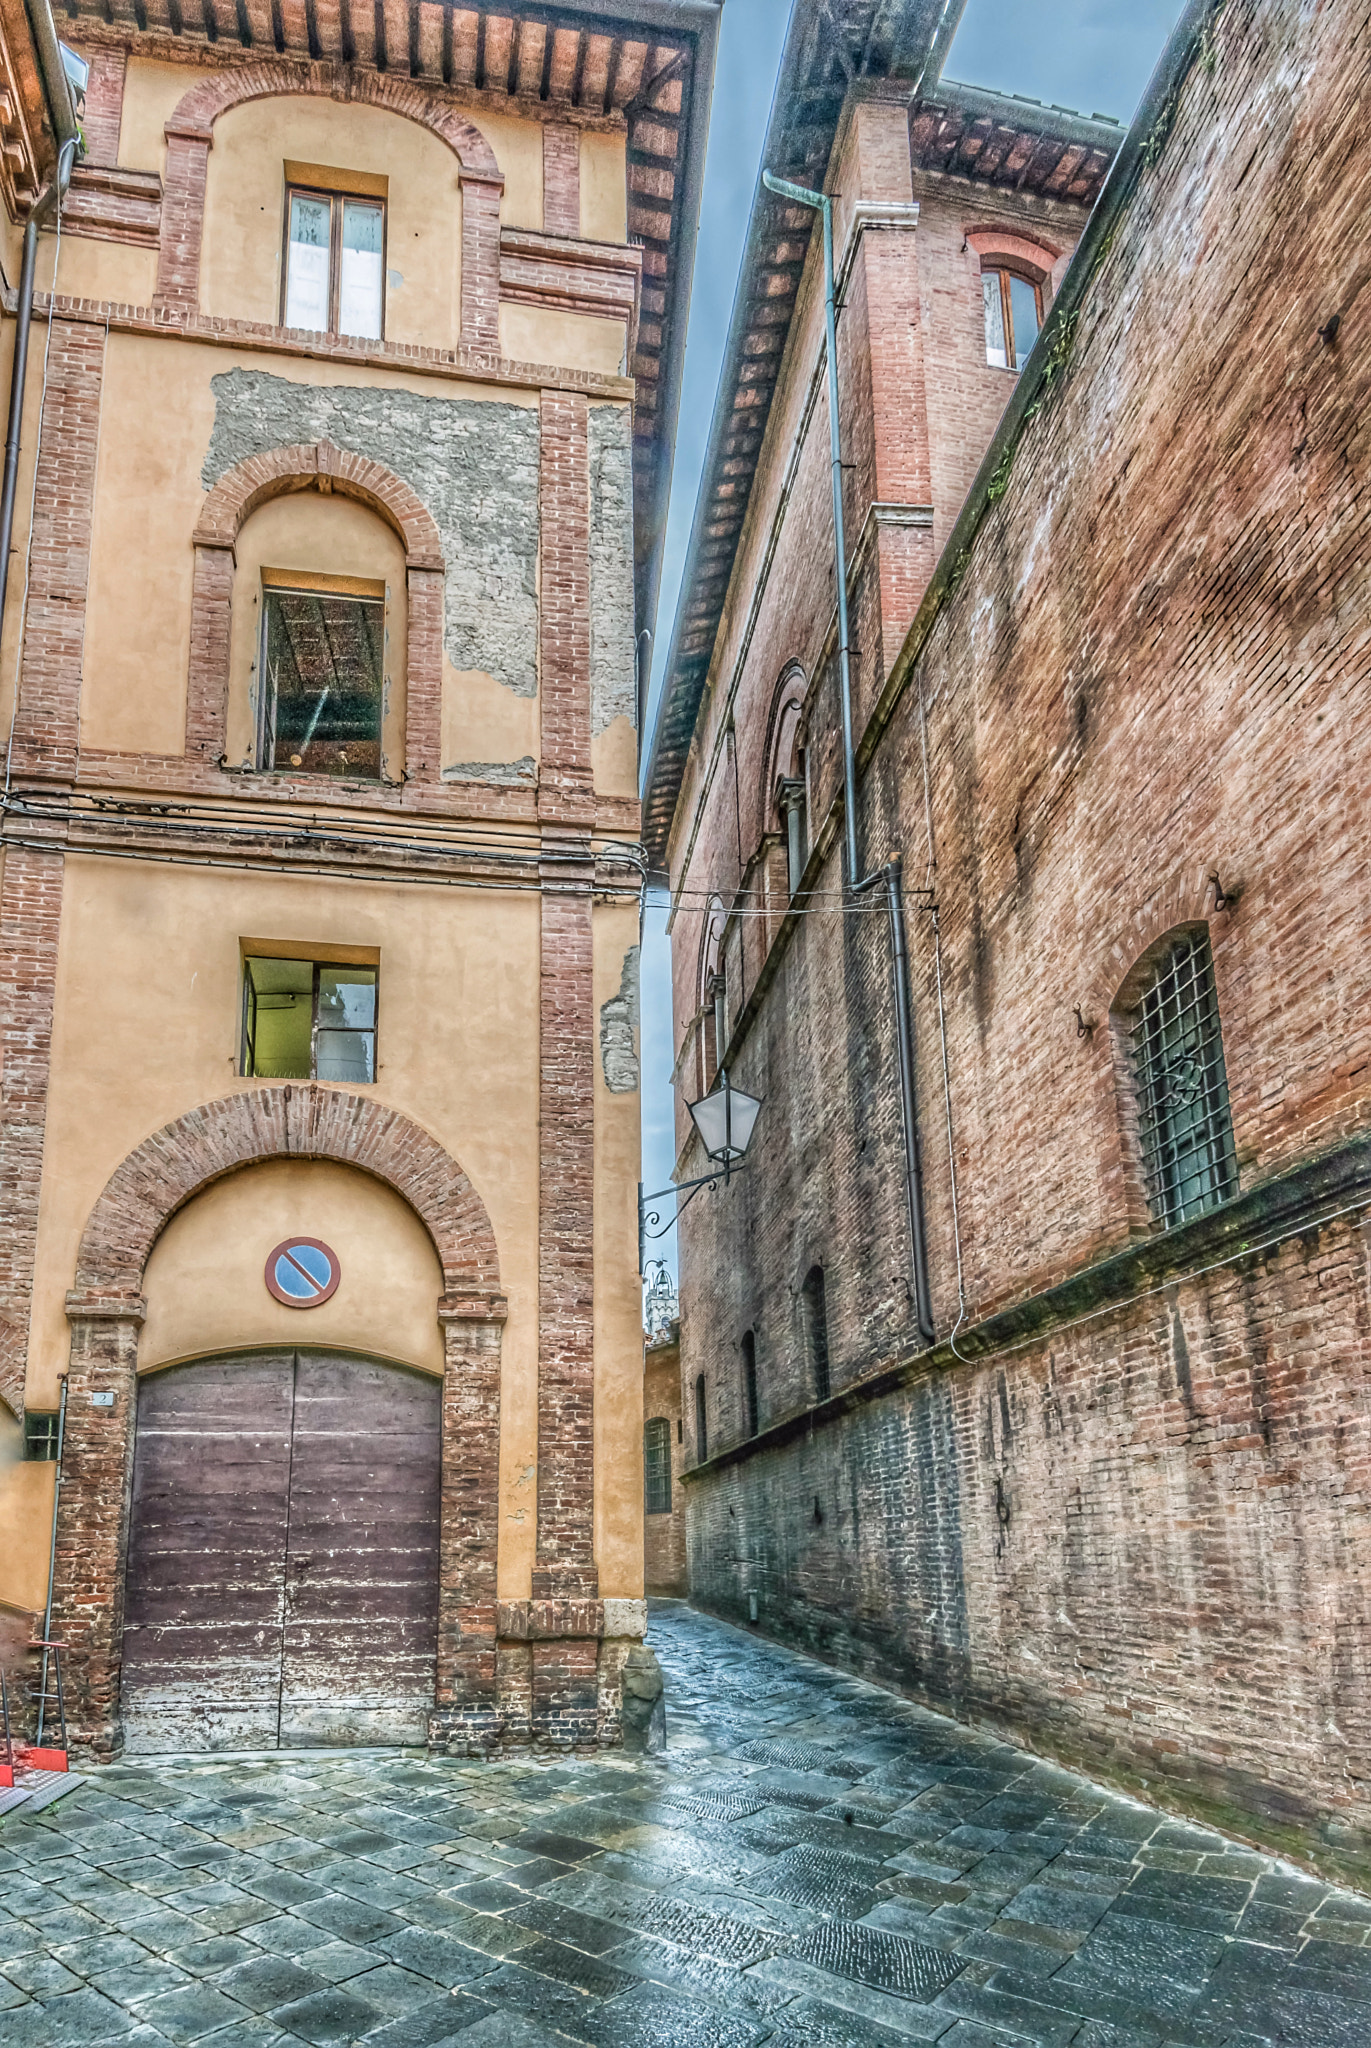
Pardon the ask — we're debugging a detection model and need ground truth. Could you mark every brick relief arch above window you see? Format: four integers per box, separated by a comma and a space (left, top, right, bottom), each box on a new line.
964, 227, 1065, 290
186, 438, 445, 784
156, 62, 504, 349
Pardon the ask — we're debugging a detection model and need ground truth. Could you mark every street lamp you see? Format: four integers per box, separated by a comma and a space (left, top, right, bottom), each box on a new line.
639, 1068, 763, 1271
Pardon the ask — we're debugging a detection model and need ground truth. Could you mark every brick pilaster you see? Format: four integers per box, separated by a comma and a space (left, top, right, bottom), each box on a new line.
80, 48, 127, 167
9, 318, 107, 782
50, 1305, 144, 1759
154, 127, 212, 311
184, 542, 235, 763
0, 837, 66, 1417
534, 384, 597, 1606
460, 175, 503, 349
431, 1307, 504, 1751
542, 125, 581, 237
403, 565, 444, 782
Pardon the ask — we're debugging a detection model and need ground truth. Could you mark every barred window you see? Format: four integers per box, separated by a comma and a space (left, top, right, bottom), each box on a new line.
1129, 931, 1237, 1228
644, 1417, 671, 1515
694, 1374, 708, 1462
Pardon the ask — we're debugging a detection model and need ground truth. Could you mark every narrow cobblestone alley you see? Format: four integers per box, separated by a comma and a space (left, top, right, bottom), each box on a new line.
3, 1604, 1371, 2048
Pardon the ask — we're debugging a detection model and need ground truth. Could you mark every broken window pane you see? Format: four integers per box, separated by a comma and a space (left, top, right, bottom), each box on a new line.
316, 966, 377, 1083
259, 586, 384, 780
285, 192, 331, 331
983, 271, 1008, 369
340, 200, 384, 340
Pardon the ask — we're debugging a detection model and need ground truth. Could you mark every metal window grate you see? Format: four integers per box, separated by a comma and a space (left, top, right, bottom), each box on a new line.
644, 1417, 672, 1515
1130, 932, 1237, 1228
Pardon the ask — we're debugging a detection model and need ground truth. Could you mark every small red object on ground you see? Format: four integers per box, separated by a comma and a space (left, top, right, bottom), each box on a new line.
0, 1764, 12, 1787
23, 1748, 67, 1773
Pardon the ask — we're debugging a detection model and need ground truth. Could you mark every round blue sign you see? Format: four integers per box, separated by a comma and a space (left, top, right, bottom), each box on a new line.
265, 1238, 341, 1308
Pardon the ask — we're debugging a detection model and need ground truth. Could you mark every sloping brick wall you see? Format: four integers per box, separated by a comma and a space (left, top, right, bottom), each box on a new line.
674, 0, 1371, 1881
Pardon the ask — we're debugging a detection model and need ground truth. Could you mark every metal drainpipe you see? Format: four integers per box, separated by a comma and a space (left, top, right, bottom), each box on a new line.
0, 134, 78, 642
35, 1375, 68, 1746
763, 169, 935, 1345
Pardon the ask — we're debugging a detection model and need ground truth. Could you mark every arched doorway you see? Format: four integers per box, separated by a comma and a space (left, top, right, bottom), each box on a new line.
121, 1350, 441, 1754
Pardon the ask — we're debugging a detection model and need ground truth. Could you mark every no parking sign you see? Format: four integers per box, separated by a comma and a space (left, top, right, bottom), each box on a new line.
265, 1238, 341, 1308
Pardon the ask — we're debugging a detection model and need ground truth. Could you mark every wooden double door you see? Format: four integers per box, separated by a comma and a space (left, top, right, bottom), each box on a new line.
121, 1351, 441, 1754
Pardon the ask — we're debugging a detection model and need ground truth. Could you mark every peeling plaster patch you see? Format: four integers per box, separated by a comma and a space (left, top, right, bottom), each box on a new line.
204, 369, 540, 695
589, 404, 637, 735
442, 756, 537, 785
600, 944, 640, 1093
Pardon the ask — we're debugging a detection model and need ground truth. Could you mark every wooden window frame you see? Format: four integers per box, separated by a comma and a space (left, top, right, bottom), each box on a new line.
644, 1416, 672, 1515
281, 180, 388, 341
984, 265, 1045, 373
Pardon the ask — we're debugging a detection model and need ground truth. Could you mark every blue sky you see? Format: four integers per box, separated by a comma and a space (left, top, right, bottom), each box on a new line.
639, 0, 1186, 1276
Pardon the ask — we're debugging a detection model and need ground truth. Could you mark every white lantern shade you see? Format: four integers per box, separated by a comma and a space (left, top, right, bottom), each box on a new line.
688, 1076, 763, 1163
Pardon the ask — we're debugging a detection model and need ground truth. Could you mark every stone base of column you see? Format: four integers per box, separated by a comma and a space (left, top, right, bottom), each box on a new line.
428, 1597, 649, 1755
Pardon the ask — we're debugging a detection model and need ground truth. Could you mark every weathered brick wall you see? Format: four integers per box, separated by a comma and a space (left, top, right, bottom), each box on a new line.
675, 0, 1371, 1878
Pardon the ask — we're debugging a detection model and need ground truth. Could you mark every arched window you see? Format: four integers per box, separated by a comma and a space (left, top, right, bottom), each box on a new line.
983, 267, 1042, 371
644, 1417, 672, 1515
694, 1373, 709, 1462
1117, 926, 1237, 1228
766, 667, 809, 898
698, 896, 728, 1092
801, 1266, 831, 1402
741, 1331, 759, 1439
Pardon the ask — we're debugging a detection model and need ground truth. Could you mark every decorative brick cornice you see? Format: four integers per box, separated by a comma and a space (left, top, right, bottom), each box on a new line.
74, 1085, 502, 1304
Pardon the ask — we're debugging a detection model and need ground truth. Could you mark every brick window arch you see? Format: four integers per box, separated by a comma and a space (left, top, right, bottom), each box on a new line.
697, 893, 728, 1093
186, 438, 445, 785
762, 663, 809, 898
155, 62, 504, 350
965, 229, 1063, 374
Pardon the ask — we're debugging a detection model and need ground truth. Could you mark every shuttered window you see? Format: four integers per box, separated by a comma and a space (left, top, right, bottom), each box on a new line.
1130, 931, 1237, 1228
644, 1417, 671, 1515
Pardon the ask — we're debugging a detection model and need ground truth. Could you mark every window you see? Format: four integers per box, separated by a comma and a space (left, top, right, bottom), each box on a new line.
24, 1411, 60, 1461
257, 573, 385, 780
242, 955, 378, 1084
983, 268, 1042, 371
1128, 930, 1237, 1228
741, 1331, 759, 1439
644, 1417, 672, 1515
694, 1374, 708, 1462
801, 1266, 831, 1401
284, 182, 385, 339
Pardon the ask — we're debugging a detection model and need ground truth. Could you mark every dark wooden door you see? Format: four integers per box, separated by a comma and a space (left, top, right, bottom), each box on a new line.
121, 1354, 294, 1754
121, 1352, 441, 1754
279, 1353, 442, 1746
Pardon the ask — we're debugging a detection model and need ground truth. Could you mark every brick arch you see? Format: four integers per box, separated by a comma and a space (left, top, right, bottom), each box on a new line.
193, 438, 443, 567
760, 659, 808, 818
57, 1084, 506, 1759
73, 1084, 502, 1310
156, 60, 504, 348
186, 439, 446, 781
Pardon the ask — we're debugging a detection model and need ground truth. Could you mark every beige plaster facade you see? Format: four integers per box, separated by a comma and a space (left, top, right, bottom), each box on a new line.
0, 3, 717, 1755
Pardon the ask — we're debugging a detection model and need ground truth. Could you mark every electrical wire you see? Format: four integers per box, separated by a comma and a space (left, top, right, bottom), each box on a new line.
917, 667, 970, 1356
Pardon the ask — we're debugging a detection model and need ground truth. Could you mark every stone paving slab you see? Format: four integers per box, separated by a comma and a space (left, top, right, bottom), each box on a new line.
2, 1601, 1371, 2045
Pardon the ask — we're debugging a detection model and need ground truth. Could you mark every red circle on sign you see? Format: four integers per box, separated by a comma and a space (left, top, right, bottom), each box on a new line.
265, 1237, 341, 1308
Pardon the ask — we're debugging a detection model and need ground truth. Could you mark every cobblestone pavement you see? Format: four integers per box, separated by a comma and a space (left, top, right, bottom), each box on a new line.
3, 1602, 1371, 2047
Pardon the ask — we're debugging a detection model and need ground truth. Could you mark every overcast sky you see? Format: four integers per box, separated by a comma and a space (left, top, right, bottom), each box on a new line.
639, 0, 1186, 1281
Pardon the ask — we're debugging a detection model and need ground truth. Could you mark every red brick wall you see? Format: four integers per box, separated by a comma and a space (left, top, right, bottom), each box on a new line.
644, 1331, 687, 1594
672, 0, 1371, 1878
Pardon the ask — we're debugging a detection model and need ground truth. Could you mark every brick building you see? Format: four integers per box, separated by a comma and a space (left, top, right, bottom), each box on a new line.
0, 0, 719, 1756
643, 1318, 686, 1595
645, 0, 1371, 1882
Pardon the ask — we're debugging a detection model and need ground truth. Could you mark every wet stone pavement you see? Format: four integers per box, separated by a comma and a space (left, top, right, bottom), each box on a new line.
3, 1604, 1371, 2048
